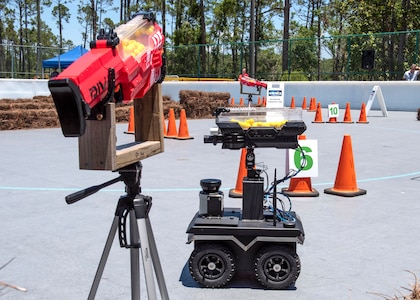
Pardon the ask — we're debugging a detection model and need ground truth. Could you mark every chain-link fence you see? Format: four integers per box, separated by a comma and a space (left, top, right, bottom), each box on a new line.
0, 43, 69, 79
165, 30, 420, 81
2, 30, 419, 80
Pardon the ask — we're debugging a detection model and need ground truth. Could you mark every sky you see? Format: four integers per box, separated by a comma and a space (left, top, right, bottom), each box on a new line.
42, 2, 287, 51
42, 2, 286, 50
42, 1, 119, 48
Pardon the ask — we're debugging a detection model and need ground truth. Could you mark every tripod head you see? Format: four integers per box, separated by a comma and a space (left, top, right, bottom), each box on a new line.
119, 162, 142, 196
65, 162, 142, 204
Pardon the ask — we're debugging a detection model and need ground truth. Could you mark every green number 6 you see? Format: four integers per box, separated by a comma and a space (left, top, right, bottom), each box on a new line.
294, 146, 313, 171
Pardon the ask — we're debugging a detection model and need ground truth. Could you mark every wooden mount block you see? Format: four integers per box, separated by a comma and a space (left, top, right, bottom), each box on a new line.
78, 84, 164, 171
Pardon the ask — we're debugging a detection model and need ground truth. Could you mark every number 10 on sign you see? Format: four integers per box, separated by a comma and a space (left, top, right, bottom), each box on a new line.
287, 140, 318, 178
328, 103, 339, 118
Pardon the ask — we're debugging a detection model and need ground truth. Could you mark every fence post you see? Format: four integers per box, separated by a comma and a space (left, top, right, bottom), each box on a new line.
197, 44, 200, 78
11, 43, 14, 78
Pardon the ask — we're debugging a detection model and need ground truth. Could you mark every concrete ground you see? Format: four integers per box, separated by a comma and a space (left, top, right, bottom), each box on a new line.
1, 108, 420, 299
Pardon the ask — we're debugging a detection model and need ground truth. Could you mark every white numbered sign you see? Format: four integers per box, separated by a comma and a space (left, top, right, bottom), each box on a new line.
287, 139, 318, 178
328, 103, 339, 119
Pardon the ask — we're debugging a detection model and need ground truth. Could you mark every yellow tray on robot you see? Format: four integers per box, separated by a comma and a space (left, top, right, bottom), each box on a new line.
215, 107, 306, 149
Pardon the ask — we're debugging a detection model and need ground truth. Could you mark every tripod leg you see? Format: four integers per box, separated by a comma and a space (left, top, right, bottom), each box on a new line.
145, 217, 169, 300
88, 216, 119, 300
137, 216, 158, 300
129, 210, 141, 300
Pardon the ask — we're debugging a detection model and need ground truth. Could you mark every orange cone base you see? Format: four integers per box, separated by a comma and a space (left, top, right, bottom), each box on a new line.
282, 187, 319, 197
229, 188, 243, 198
327, 119, 338, 123
281, 177, 319, 197
324, 187, 367, 197
312, 121, 325, 123
356, 121, 369, 124
165, 131, 178, 139
175, 136, 194, 140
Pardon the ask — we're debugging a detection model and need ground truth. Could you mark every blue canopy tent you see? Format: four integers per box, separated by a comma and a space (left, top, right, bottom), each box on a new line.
42, 45, 88, 69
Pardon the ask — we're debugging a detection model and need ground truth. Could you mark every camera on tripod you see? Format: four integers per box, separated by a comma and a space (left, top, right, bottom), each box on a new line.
48, 13, 169, 299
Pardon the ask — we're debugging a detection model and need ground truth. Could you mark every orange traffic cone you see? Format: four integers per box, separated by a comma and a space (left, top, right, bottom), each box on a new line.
165, 108, 178, 138
282, 135, 319, 197
357, 102, 369, 124
239, 97, 244, 106
312, 102, 325, 123
308, 97, 316, 112
341, 102, 354, 123
230, 97, 235, 106
301, 96, 307, 110
262, 97, 266, 106
290, 96, 295, 108
324, 135, 367, 197
162, 115, 167, 138
124, 106, 135, 134
176, 109, 194, 140
257, 97, 261, 106
327, 116, 338, 123
229, 148, 248, 198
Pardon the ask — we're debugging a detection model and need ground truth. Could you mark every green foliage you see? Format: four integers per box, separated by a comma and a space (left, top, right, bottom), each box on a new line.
1, 0, 420, 80
280, 71, 310, 81
289, 27, 318, 73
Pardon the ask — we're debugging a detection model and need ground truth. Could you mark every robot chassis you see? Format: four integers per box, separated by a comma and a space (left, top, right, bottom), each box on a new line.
186, 108, 307, 290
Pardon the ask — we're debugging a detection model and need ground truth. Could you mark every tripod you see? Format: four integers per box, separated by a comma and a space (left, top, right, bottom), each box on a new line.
65, 162, 169, 300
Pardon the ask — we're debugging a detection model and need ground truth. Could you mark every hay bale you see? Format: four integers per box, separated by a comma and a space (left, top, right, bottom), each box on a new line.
0, 90, 230, 130
179, 90, 230, 104
178, 90, 230, 119
115, 106, 130, 122
0, 97, 55, 111
179, 90, 202, 102
0, 108, 59, 130
163, 99, 183, 118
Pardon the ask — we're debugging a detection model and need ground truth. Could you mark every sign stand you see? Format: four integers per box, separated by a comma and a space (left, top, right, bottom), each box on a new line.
365, 85, 388, 117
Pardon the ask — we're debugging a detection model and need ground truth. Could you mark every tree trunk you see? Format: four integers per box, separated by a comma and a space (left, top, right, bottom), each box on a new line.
397, 0, 409, 77
91, 0, 97, 40
316, 0, 321, 80
282, 0, 290, 72
199, 0, 206, 76
162, 0, 166, 36
174, 0, 182, 46
36, 0, 41, 76
0, 21, 4, 75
